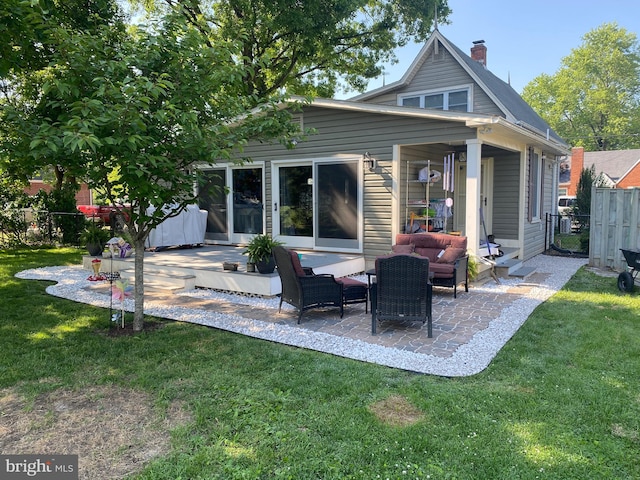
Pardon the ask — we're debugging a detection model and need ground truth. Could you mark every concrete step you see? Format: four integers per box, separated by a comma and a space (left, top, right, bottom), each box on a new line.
509, 266, 536, 279
496, 247, 519, 259
494, 258, 522, 278
120, 268, 196, 293
493, 258, 536, 279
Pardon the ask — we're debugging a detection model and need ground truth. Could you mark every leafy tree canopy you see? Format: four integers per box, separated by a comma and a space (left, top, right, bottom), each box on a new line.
1, 0, 127, 192
1, 5, 304, 330
522, 23, 640, 151
129, 0, 450, 98
0, 0, 124, 77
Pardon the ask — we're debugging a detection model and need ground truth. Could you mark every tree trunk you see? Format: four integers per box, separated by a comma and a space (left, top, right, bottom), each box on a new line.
133, 236, 145, 331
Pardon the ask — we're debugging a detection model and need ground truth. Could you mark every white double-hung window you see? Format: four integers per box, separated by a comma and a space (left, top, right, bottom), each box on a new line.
398, 85, 471, 112
528, 148, 543, 222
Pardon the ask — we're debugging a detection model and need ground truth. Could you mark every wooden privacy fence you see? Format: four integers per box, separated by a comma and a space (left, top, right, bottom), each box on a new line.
590, 187, 640, 271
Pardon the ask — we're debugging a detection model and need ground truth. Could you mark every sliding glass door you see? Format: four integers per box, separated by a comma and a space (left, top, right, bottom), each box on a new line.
273, 159, 361, 251
315, 161, 359, 249
199, 169, 228, 241
231, 167, 264, 243
275, 164, 314, 248
200, 159, 361, 251
199, 166, 264, 243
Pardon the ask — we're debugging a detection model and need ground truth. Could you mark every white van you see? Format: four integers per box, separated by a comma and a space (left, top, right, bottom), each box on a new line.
558, 196, 576, 215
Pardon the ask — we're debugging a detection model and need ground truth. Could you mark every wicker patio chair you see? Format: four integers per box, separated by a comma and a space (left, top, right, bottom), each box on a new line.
370, 254, 433, 337
273, 246, 344, 323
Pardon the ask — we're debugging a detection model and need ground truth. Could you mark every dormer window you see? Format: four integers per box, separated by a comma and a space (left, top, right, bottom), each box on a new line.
398, 85, 471, 112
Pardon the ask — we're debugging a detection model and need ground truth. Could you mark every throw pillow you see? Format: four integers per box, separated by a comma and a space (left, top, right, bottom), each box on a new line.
391, 243, 415, 254
436, 247, 465, 264
289, 249, 307, 276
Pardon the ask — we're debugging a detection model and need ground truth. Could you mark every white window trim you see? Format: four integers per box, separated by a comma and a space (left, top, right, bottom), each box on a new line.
530, 149, 543, 222
397, 84, 473, 112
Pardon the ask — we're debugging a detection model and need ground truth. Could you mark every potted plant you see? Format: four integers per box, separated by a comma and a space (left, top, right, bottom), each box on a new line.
79, 222, 110, 256
242, 234, 283, 274
467, 253, 479, 281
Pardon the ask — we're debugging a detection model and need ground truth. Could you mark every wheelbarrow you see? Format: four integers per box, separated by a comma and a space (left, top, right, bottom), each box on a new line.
617, 248, 640, 292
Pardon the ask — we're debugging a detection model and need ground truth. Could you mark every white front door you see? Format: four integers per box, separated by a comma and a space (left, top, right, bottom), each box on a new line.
454, 158, 494, 236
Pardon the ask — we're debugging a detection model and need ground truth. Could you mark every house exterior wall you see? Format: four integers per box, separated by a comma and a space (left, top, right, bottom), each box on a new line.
24, 181, 92, 206
563, 147, 640, 192
360, 44, 503, 117
238, 107, 473, 259
560, 147, 584, 197
491, 151, 520, 240
617, 164, 640, 188
522, 219, 545, 261
522, 151, 556, 260
222, 105, 562, 262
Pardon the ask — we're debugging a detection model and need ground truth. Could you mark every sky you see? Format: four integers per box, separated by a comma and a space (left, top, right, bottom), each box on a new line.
339, 0, 640, 98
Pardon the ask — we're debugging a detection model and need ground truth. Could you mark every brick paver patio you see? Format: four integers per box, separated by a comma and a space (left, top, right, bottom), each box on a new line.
95, 272, 552, 359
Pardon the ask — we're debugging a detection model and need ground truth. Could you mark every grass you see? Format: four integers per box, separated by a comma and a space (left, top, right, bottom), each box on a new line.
553, 232, 583, 251
1, 247, 640, 479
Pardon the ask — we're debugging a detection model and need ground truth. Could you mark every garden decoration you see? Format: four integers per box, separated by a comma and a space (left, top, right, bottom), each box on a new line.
111, 278, 133, 328
104, 237, 133, 258
223, 261, 239, 271
87, 258, 106, 281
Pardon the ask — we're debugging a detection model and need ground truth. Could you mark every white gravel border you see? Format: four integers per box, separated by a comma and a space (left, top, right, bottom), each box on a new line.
15, 255, 587, 376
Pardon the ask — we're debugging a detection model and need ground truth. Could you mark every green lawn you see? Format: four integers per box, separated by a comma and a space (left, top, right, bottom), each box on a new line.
1, 247, 639, 479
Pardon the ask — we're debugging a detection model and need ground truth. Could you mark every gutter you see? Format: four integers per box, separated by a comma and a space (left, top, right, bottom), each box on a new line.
471, 117, 571, 156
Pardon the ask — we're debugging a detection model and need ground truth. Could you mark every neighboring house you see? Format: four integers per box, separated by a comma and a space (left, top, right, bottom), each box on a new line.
197, 29, 570, 266
24, 179, 92, 205
560, 146, 640, 195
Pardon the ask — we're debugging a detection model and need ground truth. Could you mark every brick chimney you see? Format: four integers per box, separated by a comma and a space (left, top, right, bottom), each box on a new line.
471, 40, 487, 67
569, 147, 584, 196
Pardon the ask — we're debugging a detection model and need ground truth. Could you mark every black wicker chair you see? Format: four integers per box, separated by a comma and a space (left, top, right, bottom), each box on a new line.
370, 254, 433, 337
273, 246, 344, 323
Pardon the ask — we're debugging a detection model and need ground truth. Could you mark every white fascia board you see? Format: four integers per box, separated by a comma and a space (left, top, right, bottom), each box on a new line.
298, 95, 494, 124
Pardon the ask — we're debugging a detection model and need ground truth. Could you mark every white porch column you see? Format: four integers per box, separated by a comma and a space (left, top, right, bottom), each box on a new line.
465, 139, 482, 256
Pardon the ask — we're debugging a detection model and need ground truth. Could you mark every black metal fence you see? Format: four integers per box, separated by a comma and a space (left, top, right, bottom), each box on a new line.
545, 212, 590, 257
0, 209, 86, 247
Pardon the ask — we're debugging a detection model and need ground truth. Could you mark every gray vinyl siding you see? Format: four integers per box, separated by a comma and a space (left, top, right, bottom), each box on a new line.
239, 107, 473, 258
491, 151, 520, 240
542, 156, 555, 218
522, 151, 555, 260
362, 44, 504, 117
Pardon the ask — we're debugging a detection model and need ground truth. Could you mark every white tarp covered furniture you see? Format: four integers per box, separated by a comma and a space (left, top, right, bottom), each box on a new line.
145, 204, 207, 248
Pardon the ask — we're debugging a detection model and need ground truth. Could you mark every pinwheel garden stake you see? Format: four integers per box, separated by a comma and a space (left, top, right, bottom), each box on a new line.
111, 279, 133, 328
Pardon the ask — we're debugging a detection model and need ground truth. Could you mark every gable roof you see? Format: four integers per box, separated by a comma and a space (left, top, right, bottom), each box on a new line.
584, 149, 640, 183
350, 30, 567, 147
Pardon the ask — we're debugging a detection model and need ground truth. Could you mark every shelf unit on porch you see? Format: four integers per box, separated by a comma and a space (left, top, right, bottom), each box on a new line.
405, 159, 430, 232
405, 159, 446, 232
